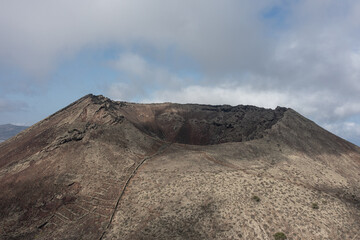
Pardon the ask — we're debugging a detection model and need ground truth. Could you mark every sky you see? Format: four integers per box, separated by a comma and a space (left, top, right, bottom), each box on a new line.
0, 0, 360, 146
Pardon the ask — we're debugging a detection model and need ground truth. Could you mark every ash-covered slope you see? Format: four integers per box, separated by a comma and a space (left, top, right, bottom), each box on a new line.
0, 94, 359, 240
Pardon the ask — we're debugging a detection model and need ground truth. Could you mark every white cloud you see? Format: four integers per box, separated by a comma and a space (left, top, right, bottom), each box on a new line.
1, 0, 360, 97
107, 82, 136, 101
110, 53, 184, 87
107, 52, 190, 100
0, 99, 27, 112
0, 0, 274, 77
334, 103, 360, 118
142, 85, 288, 108
323, 122, 360, 145
1, 0, 360, 144
112, 53, 150, 79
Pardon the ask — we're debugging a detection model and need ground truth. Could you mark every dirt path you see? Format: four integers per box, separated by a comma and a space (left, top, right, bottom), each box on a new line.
99, 142, 172, 240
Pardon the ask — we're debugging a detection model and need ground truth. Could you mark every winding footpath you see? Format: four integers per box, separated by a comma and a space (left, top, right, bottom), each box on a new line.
99, 142, 172, 240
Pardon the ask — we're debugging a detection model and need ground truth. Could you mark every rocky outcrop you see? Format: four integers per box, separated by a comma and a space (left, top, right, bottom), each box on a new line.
82, 95, 288, 145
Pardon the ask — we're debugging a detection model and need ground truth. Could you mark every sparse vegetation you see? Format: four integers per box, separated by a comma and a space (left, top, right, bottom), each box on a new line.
312, 203, 319, 209
252, 195, 260, 202
273, 232, 287, 240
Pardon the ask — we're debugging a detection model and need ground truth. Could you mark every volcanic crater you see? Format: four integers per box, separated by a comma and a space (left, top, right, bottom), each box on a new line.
0, 94, 359, 240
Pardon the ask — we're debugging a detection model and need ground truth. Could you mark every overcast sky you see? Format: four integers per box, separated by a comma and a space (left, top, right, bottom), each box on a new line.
0, 0, 360, 146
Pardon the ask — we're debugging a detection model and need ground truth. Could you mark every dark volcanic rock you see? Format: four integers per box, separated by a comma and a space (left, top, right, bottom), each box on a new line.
113, 100, 287, 145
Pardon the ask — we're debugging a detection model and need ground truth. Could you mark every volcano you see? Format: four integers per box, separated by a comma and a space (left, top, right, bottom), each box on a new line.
0, 94, 359, 240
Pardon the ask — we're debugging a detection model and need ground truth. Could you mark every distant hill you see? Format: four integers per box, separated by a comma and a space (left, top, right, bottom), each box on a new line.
0, 124, 28, 142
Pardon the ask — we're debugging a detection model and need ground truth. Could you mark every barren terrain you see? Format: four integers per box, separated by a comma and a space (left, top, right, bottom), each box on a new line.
0, 94, 359, 240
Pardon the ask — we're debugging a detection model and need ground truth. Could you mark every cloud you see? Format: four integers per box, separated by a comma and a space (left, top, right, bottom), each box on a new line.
0, 99, 28, 112
2, 0, 359, 96
110, 53, 184, 87
0, 0, 275, 76
108, 82, 140, 101
142, 85, 288, 107
107, 52, 191, 100
1, 0, 360, 144
324, 122, 360, 145
139, 84, 349, 121
334, 103, 360, 118
112, 53, 150, 79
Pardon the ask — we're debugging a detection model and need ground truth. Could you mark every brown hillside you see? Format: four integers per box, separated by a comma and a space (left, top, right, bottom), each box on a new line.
0, 94, 359, 240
